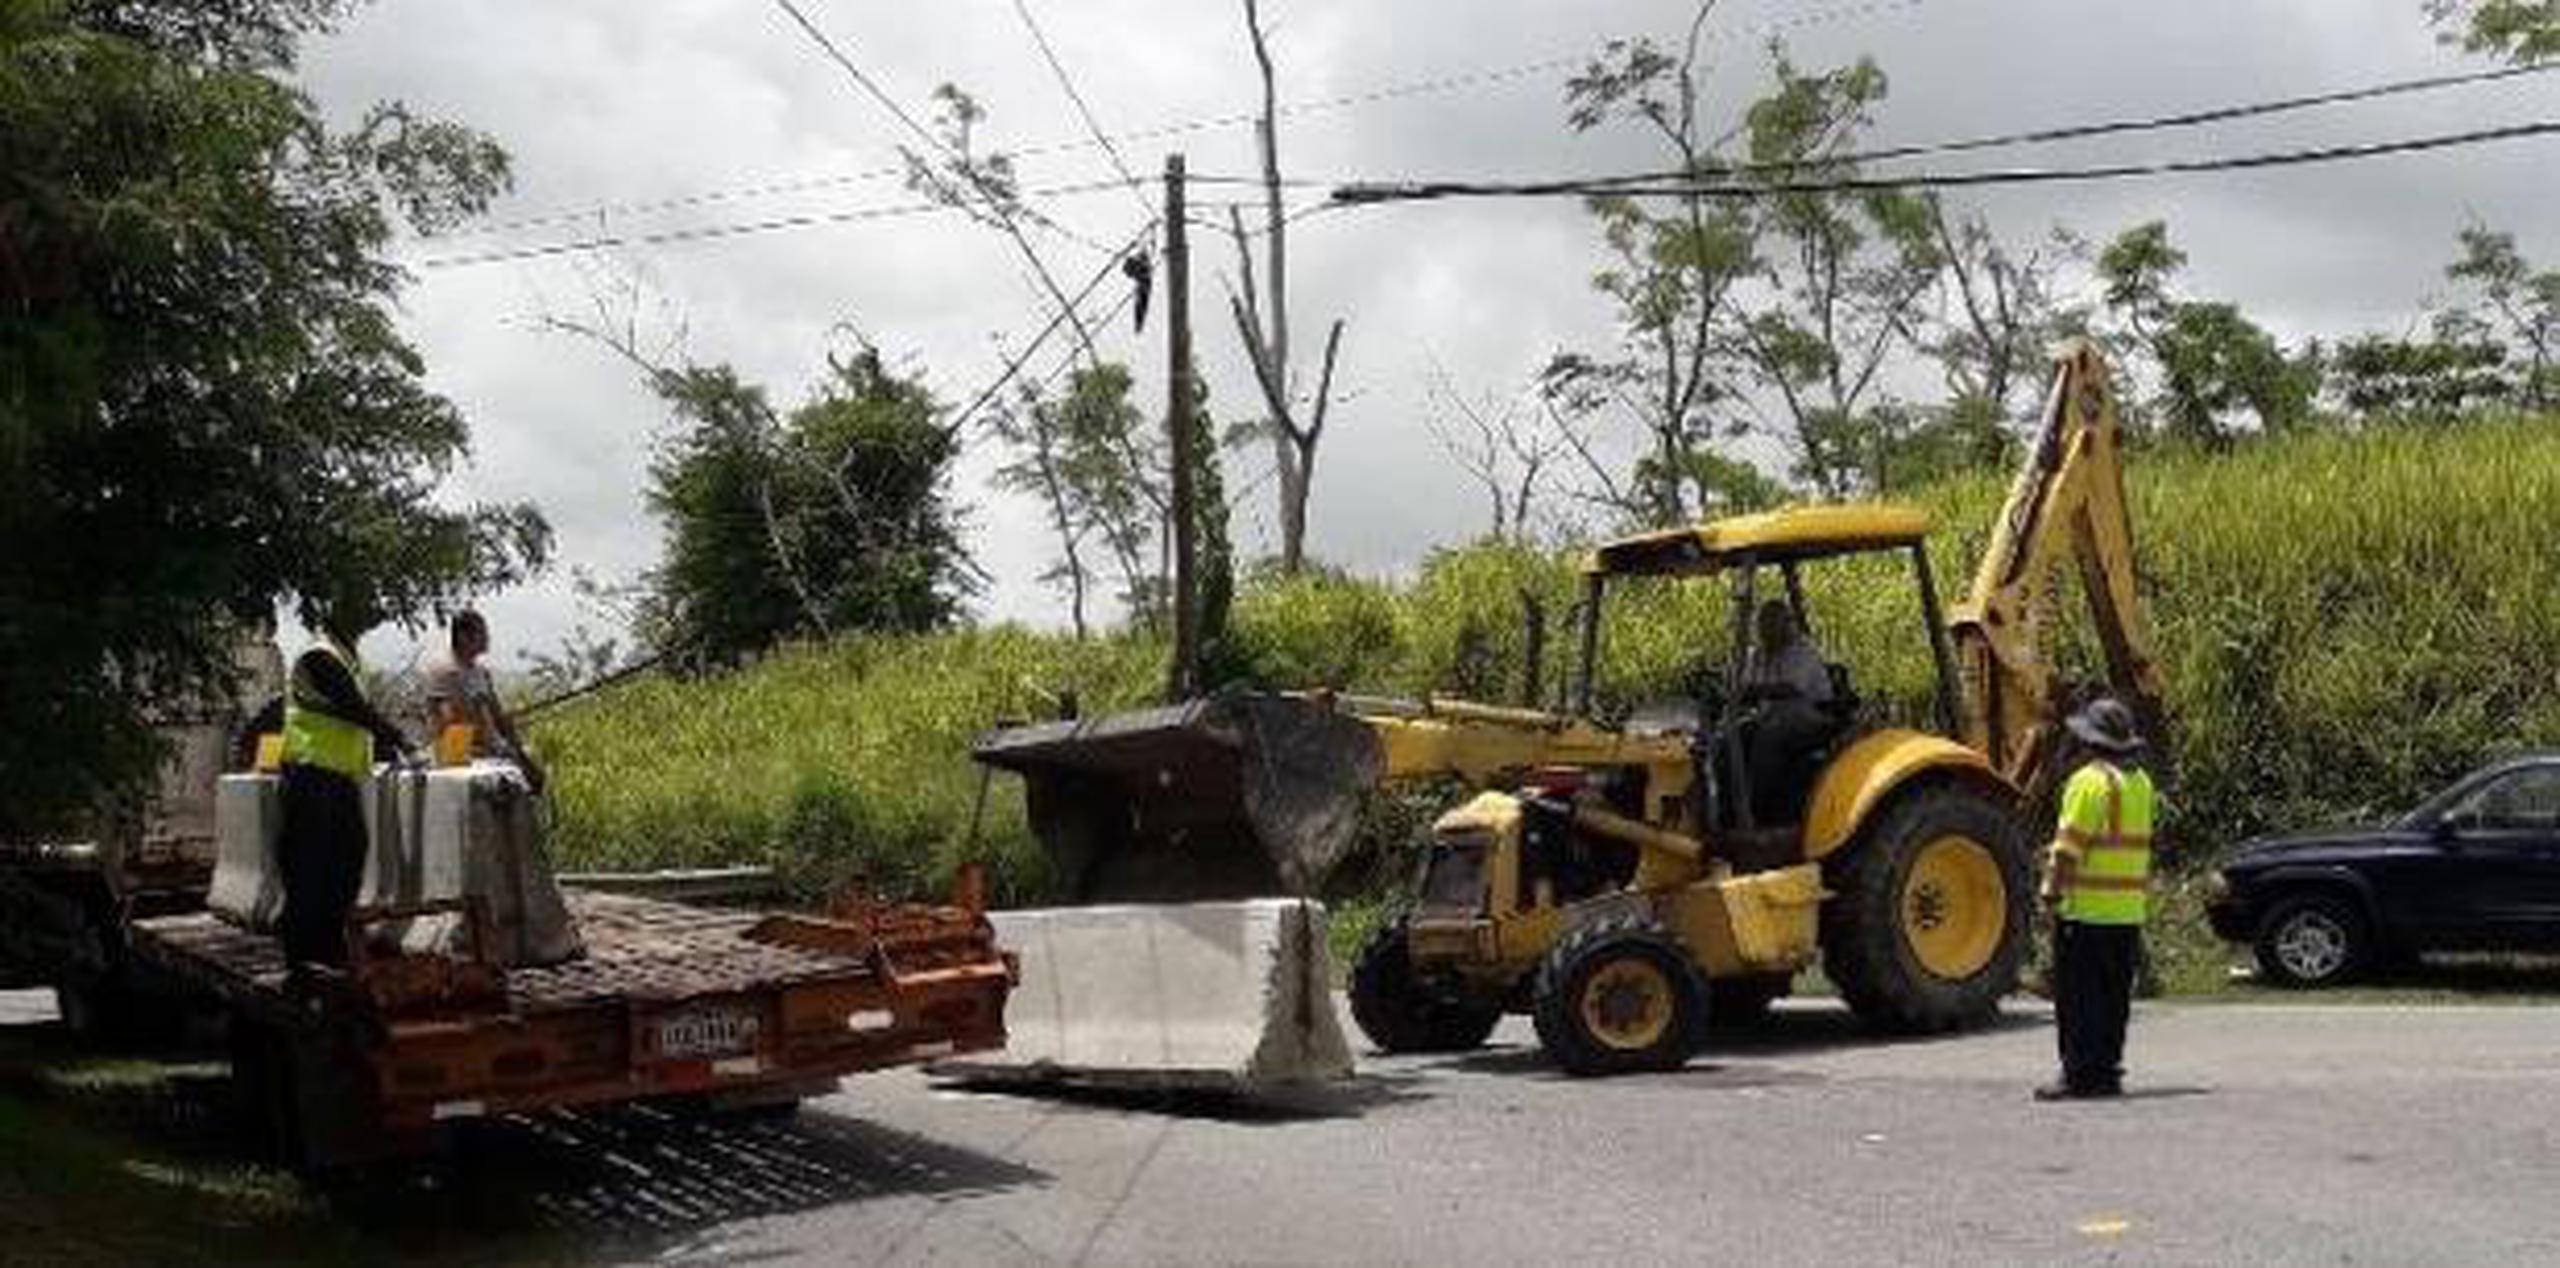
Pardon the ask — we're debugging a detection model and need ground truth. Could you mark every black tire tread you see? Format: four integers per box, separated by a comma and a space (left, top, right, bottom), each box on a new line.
1819, 784, 2030, 1035
1530, 912, 1708, 1076
1347, 918, 1502, 1054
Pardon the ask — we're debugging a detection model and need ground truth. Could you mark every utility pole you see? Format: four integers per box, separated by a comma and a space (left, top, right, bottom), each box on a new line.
1164, 153, 1198, 699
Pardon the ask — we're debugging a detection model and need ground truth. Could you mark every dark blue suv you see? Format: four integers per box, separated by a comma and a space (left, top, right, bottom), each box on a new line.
2206, 754, 2560, 986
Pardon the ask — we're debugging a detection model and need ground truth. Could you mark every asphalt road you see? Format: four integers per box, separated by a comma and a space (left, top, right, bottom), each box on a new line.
10, 991, 2560, 1266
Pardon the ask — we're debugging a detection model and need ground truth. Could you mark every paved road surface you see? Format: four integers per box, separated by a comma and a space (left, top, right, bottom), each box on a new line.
9, 990, 2560, 1265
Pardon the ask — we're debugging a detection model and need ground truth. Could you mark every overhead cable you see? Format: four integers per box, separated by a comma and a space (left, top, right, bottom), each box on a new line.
428, 0, 1937, 243
413, 177, 1139, 270
1329, 119, 2560, 205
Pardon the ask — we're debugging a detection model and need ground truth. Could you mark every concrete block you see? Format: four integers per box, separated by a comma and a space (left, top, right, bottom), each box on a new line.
938, 899, 1352, 1093
206, 763, 581, 967
381, 763, 583, 967
208, 774, 284, 932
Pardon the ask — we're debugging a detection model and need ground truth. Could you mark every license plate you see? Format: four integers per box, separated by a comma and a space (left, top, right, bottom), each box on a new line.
655, 1006, 761, 1060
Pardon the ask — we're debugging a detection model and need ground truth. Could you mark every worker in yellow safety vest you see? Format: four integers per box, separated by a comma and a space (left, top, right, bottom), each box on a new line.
2035, 695, 2158, 1102
276, 632, 413, 971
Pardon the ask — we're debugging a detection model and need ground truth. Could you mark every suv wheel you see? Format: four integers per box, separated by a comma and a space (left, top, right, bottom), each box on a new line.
2253, 894, 2370, 988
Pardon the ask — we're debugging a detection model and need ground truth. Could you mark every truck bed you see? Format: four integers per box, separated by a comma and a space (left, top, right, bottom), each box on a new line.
130, 889, 1014, 1138
141, 891, 884, 1014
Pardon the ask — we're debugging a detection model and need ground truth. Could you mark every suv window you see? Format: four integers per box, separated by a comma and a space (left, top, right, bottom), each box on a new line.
2448, 765, 2560, 831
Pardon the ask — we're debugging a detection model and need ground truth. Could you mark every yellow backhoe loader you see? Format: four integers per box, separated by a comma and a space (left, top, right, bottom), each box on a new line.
972, 341, 2165, 1077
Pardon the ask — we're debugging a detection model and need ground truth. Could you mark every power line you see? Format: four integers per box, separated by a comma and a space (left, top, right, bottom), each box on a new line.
772, 0, 1115, 253
943, 219, 1156, 439
442, 163, 911, 242
962, 280, 1144, 461
1284, 58, 2560, 196
1329, 119, 2560, 205
1011, 0, 1155, 220
1548, 58, 2560, 195
411, 177, 1141, 270
416, 62, 2544, 272
770, 0, 941, 154
429, 0, 1936, 244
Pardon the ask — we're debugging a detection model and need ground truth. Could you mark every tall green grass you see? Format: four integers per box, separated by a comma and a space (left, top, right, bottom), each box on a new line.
536, 413, 2560, 919
535, 628, 1164, 903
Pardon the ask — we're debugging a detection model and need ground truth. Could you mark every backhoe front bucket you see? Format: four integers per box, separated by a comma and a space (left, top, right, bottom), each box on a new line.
951, 694, 1376, 1094
973, 693, 1385, 903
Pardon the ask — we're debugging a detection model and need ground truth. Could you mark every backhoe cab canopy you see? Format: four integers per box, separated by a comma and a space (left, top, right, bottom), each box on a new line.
1564, 502, 1962, 740
1583, 505, 1934, 577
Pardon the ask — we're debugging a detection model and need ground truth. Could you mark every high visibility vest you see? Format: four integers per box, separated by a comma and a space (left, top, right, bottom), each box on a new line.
2051, 760, 2157, 925
280, 642, 373, 781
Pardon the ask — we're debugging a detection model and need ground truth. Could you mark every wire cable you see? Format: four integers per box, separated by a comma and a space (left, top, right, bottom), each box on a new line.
1329, 119, 2560, 205
1011, 0, 1156, 220
770, 0, 941, 154
772, 0, 1111, 251
1543, 58, 2560, 195
943, 219, 1157, 439
1300, 59, 2560, 198
412, 177, 1140, 270
428, 0, 1937, 244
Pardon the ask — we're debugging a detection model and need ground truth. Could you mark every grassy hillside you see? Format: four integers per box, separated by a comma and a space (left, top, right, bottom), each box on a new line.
535, 414, 2560, 975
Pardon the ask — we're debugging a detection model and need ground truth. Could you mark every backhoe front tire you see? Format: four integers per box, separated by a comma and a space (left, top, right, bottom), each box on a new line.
1821, 785, 2030, 1035
1348, 919, 1502, 1054
1531, 914, 1708, 1077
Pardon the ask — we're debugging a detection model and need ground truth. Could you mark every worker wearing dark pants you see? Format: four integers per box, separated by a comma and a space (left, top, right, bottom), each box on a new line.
2051, 920, 2141, 1092
2037, 697, 2158, 1101
276, 637, 411, 970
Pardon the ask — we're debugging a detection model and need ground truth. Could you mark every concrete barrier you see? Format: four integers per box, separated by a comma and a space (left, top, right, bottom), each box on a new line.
208, 775, 284, 932
207, 765, 581, 967
936, 899, 1353, 1094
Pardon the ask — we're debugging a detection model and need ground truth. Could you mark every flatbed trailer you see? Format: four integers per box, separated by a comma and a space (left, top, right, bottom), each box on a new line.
107, 886, 1015, 1168
4, 643, 1018, 1168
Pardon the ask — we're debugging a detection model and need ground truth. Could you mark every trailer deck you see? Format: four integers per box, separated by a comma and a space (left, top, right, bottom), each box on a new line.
131, 889, 1014, 1147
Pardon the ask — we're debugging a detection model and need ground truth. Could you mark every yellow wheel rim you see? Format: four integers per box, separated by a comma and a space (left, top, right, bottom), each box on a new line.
1902, 835, 2006, 981
1579, 958, 1673, 1051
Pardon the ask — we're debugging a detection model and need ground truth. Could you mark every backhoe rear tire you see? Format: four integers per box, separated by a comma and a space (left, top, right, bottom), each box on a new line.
1531, 913, 1708, 1077
1820, 785, 2029, 1035
1347, 919, 1502, 1054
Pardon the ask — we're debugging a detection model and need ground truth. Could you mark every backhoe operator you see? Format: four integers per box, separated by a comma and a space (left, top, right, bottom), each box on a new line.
276, 633, 412, 971
1743, 600, 1837, 820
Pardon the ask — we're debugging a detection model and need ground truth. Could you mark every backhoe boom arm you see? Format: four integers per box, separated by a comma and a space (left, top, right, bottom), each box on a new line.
1946, 341, 2169, 796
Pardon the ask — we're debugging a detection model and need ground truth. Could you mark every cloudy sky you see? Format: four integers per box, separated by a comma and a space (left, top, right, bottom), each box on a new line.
293, 0, 2558, 672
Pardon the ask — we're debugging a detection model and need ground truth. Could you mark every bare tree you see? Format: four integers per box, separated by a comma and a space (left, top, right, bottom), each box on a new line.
1922, 203, 2082, 424
1226, 0, 1346, 573
1424, 361, 1562, 542
990, 379, 1092, 638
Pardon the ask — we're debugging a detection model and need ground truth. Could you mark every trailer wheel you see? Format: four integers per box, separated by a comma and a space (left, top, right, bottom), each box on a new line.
57, 972, 187, 1049
227, 1009, 398, 1174
1820, 785, 2029, 1034
228, 1014, 295, 1162
1347, 919, 1502, 1054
